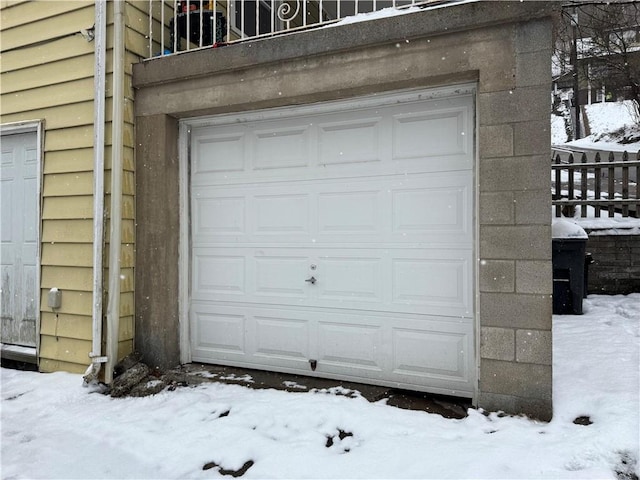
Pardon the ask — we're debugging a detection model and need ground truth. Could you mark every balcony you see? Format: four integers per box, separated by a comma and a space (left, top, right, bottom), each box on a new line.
145, 0, 453, 58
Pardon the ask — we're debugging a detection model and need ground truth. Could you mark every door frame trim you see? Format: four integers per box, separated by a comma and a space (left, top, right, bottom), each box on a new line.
178, 121, 192, 364
0, 120, 44, 364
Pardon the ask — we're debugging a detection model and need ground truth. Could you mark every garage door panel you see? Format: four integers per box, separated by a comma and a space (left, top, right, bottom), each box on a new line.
189, 88, 476, 396
194, 173, 471, 245
254, 315, 310, 361
193, 194, 246, 236
193, 247, 471, 317
192, 132, 246, 174
193, 254, 245, 296
191, 304, 474, 393
254, 193, 310, 234
392, 108, 468, 159
318, 117, 383, 166
317, 257, 383, 303
392, 255, 471, 315
191, 306, 246, 355
318, 190, 382, 234
391, 183, 470, 238
317, 321, 384, 371
253, 125, 310, 170
254, 255, 310, 299
392, 326, 471, 383
190, 94, 474, 187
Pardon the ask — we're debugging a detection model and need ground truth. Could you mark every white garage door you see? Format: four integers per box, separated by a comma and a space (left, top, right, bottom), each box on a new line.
188, 87, 476, 396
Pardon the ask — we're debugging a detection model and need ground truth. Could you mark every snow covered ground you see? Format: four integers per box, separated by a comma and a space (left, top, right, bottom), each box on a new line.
2, 295, 638, 480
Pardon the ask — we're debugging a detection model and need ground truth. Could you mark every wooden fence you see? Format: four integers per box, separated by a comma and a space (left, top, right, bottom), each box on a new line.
551, 150, 640, 218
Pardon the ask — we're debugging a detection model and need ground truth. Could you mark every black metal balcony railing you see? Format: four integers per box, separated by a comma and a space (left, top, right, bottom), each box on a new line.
146, 0, 454, 57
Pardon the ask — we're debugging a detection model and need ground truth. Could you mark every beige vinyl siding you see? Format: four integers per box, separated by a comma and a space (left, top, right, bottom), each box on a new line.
39, 359, 92, 375
42, 196, 94, 220
106, 0, 150, 362
1, 1, 96, 373
38, 313, 138, 370
42, 243, 94, 267
41, 312, 93, 340
0, 0, 144, 372
1, 103, 94, 131
0, 0, 93, 30
43, 149, 94, 174
1, 35, 93, 72
0, 3, 94, 52
1, 0, 149, 373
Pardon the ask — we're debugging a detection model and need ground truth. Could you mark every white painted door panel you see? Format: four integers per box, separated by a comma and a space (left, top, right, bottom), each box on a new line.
1, 132, 38, 347
192, 172, 472, 245
191, 247, 472, 318
190, 304, 474, 393
189, 89, 475, 396
191, 93, 473, 186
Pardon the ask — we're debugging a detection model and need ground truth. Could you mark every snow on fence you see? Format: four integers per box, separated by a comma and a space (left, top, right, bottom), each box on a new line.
552, 150, 640, 218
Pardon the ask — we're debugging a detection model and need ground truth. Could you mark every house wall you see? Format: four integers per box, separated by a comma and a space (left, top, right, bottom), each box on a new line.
0, 0, 142, 374
132, 1, 556, 419
1, 0, 99, 373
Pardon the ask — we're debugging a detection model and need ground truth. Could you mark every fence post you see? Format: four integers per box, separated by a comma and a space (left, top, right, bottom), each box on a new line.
622, 150, 629, 217
594, 152, 601, 218
608, 151, 615, 217
580, 152, 588, 217
567, 153, 575, 217
554, 153, 562, 218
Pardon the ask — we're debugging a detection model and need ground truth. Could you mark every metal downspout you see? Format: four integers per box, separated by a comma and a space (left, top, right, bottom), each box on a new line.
84, 0, 108, 383
105, 0, 126, 384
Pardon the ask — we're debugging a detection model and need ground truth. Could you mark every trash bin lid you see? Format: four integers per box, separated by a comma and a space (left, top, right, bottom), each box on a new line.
552, 218, 588, 240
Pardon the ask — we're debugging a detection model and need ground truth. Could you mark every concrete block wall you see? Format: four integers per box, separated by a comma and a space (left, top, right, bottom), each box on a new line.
477, 17, 553, 420
133, 2, 557, 420
586, 232, 640, 295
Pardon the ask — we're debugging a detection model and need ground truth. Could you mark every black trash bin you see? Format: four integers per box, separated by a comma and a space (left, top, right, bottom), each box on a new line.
552, 220, 589, 315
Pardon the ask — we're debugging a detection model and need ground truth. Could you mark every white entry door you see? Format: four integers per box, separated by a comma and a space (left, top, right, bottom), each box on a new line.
1, 131, 39, 348
188, 87, 476, 397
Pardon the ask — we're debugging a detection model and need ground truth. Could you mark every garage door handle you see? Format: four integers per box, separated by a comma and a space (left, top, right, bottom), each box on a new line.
305, 276, 317, 285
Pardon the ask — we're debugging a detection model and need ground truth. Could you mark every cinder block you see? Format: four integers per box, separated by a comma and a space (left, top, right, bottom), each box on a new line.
480, 125, 514, 158
480, 225, 551, 260
515, 189, 551, 225
472, 35, 517, 93
516, 329, 552, 365
480, 358, 552, 400
478, 86, 549, 126
480, 293, 552, 330
516, 50, 552, 88
480, 192, 514, 225
481, 327, 515, 361
478, 391, 552, 421
480, 260, 515, 293
480, 155, 548, 192
514, 120, 551, 156
516, 260, 552, 295
516, 18, 553, 54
